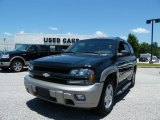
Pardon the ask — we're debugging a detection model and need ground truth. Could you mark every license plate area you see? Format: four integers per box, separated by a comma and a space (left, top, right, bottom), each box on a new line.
36, 87, 50, 99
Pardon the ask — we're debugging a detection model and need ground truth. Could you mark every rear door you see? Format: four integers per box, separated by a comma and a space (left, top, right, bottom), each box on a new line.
39, 45, 50, 57
26, 45, 40, 60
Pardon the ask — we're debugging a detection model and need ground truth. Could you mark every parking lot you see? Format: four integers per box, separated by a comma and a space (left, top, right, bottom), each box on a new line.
0, 68, 160, 120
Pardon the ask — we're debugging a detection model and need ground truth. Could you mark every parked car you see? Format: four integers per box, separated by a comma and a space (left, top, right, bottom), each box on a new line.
152, 56, 159, 63
0, 44, 67, 72
24, 37, 137, 115
139, 57, 149, 62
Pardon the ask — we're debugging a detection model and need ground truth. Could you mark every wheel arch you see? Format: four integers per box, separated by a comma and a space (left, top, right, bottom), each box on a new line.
97, 66, 118, 115
134, 65, 137, 72
10, 56, 25, 66
105, 72, 117, 89
100, 66, 118, 89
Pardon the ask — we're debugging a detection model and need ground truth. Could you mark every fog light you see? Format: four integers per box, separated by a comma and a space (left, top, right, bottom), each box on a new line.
68, 80, 85, 85
75, 94, 86, 101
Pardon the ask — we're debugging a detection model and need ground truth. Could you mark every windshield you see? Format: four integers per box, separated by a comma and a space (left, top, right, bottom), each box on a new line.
16, 44, 30, 52
65, 39, 115, 55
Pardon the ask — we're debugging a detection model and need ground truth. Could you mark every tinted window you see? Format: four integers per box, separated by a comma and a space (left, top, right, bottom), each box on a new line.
118, 42, 125, 52
40, 45, 49, 52
29, 45, 39, 52
118, 42, 130, 53
50, 46, 55, 52
55, 45, 69, 51
16, 44, 30, 52
123, 43, 130, 53
128, 43, 134, 54
55, 46, 63, 51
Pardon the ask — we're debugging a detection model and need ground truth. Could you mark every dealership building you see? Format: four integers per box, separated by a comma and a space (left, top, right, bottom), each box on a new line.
0, 33, 97, 51
0, 38, 14, 51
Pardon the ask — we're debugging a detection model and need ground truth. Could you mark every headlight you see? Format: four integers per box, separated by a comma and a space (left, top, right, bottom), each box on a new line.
1, 54, 10, 59
28, 63, 34, 71
69, 69, 95, 85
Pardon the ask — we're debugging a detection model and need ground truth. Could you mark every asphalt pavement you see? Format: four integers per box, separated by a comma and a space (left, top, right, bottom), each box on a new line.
0, 68, 160, 120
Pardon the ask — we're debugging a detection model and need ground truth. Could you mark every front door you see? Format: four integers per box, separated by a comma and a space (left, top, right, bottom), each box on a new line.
117, 41, 132, 83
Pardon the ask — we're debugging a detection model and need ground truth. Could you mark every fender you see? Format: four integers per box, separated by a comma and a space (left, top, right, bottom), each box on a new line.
100, 65, 119, 86
9, 56, 26, 65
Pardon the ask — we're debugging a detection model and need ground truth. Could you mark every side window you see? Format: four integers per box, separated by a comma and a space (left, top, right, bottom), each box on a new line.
128, 43, 134, 54
55, 45, 68, 51
61, 45, 69, 51
29, 45, 38, 52
118, 42, 125, 52
15, 44, 21, 49
118, 42, 131, 54
55, 46, 62, 51
40, 45, 49, 52
123, 43, 131, 53
50, 46, 56, 52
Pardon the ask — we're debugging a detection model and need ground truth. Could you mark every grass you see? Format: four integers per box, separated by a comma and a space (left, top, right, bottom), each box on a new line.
137, 63, 160, 68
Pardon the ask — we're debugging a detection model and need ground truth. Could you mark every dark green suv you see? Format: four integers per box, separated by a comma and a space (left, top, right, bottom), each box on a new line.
24, 37, 137, 115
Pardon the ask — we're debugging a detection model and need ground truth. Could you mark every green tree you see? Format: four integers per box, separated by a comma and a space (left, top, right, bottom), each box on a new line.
127, 33, 140, 57
157, 47, 160, 58
139, 42, 160, 59
152, 42, 160, 58
140, 42, 150, 54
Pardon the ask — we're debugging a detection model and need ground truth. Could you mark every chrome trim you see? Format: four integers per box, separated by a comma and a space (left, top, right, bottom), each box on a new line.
43, 73, 50, 78
0, 62, 10, 67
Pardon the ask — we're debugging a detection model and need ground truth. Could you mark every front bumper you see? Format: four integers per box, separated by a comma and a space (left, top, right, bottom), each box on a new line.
24, 75, 104, 108
0, 62, 10, 67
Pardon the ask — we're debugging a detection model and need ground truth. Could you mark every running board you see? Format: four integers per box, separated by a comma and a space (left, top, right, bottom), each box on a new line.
116, 82, 131, 96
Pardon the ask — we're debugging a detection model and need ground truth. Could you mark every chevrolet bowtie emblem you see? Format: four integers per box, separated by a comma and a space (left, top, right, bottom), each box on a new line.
43, 73, 50, 77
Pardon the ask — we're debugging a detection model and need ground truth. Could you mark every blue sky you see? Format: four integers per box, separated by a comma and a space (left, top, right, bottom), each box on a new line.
0, 0, 160, 44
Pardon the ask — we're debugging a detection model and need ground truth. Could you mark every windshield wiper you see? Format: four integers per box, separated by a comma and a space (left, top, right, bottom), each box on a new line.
82, 51, 100, 55
64, 51, 107, 55
64, 51, 76, 54
82, 52, 108, 55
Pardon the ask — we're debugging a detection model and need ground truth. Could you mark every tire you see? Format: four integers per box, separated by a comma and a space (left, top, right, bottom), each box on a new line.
96, 80, 115, 116
11, 60, 23, 72
130, 71, 136, 88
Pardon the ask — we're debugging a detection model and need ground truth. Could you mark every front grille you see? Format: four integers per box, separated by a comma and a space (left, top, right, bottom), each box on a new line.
33, 75, 68, 84
30, 65, 70, 84
34, 66, 70, 74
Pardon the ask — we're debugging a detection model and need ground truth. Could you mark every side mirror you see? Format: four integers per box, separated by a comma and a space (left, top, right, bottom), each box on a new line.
117, 50, 130, 57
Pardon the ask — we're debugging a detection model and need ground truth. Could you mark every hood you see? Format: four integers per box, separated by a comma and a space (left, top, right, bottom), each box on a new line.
32, 54, 114, 69
2, 50, 24, 55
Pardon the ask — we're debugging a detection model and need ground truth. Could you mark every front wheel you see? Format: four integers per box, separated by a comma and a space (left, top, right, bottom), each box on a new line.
96, 80, 114, 116
11, 60, 23, 72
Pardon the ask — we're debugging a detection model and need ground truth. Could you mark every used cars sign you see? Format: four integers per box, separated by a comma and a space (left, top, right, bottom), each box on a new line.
44, 37, 79, 45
